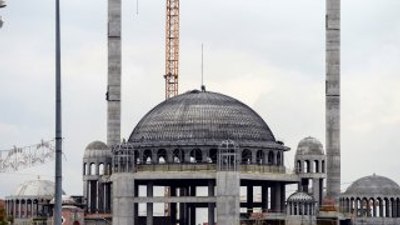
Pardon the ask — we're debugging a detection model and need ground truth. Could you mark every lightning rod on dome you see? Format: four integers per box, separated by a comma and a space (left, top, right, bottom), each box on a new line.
201, 43, 206, 91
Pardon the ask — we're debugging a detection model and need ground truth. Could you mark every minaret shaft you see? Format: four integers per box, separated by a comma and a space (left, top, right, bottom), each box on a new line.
107, 0, 122, 146
326, 0, 341, 200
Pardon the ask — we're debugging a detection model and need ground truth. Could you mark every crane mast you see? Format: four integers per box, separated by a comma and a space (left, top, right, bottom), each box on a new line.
164, 0, 180, 99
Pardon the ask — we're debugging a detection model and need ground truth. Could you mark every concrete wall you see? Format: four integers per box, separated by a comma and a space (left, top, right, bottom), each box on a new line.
112, 173, 135, 225
216, 172, 240, 225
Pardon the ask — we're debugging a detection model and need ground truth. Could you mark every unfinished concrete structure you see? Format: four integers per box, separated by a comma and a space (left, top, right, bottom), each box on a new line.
340, 174, 400, 225
82, 141, 112, 216
106, 0, 122, 147
295, 137, 326, 206
325, 0, 341, 201
286, 191, 317, 225
110, 90, 299, 225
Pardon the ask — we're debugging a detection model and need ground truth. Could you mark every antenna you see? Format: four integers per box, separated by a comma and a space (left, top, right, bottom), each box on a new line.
136, 0, 139, 15
201, 43, 206, 91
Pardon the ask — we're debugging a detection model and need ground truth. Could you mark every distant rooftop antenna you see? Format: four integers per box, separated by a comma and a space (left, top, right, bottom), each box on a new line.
201, 43, 206, 91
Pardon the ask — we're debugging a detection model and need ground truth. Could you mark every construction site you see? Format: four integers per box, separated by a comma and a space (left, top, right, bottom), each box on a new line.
1, 0, 400, 225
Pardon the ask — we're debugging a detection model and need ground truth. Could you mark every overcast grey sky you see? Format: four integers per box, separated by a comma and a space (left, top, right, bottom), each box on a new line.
0, 0, 399, 198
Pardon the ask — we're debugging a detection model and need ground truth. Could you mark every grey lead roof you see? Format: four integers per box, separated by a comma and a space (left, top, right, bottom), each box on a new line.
128, 90, 278, 147
296, 136, 324, 155
342, 174, 400, 197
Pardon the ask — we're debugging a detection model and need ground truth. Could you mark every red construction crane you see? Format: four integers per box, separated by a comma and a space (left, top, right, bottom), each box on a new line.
164, 0, 180, 99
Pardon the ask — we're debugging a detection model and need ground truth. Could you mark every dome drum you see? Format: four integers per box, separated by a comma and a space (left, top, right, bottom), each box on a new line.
340, 174, 400, 221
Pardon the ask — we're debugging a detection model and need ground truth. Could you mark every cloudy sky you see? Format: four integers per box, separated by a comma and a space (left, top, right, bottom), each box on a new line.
0, 0, 399, 198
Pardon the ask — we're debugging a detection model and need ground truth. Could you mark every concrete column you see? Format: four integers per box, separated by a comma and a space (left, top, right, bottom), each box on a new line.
107, 0, 122, 146
208, 180, 215, 225
247, 185, 254, 214
189, 186, 196, 225
112, 173, 135, 225
179, 187, 188, 225
271, 183, 282, 213
147, 182, 154, 225
18, 200, 21, 218
261, 184, 268, 212
325, 0, 341, 201
216, 172, 240, 225
184, 149, 191, 163
251, 150, 257, 164
312, 178, 320, 206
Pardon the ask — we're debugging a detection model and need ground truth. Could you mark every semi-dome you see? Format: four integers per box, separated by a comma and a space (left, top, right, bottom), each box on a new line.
296, 137, 324, 155
128, 90, 283, 148
343, 174, 400, 197
14, 180, 65, 197
84, 140, 111, 158
287, 191, 314, 202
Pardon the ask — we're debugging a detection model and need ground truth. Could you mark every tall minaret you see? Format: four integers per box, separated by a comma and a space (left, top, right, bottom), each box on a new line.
107, 0, 121, 146
325, 0, 341, 200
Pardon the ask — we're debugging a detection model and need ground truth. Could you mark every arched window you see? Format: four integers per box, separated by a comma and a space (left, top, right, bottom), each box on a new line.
268, 151, 274, 165
134, 150, 140, 165
314, 160, 319, 173
143, 150, 153, 164
304, 160, 310, 173
90, 163, 96, 175
256, 150, 264, 165
173, 149, 183, 163
157, 149, 167, 164
209, 149, 217, 163
241, 149, 252, 164
98, 163, 105, 175
83, 163, 87, 175
190, 149, 202, 163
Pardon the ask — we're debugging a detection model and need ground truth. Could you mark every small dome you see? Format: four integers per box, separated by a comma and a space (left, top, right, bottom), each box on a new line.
287, 191, 314, 202
343, 174, 400, 197
129, 90, 284, 149
296, 137, 324, 155
84, 141, 111, 159
14, 180, 65, 197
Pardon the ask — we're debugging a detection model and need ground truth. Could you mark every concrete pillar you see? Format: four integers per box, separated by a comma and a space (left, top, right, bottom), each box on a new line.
147, 182, 154, 225
169, 186, 177, 224
208, 180, 215, 225
251, 150, 257, 164
189, 186, 196, 225
107, 0, 122, 146
216, 172, 240, 225
247, 185, 254, 214
325, 0, 341, 201
261, 184, 268, 212
18, 200, 21, 218
179, 187, 189, 225
271, 183, 283, 213
312, 178, 320, 206
112, 173, 135, 225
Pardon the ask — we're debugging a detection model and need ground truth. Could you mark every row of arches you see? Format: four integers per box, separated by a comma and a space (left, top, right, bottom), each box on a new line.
130, 148, 284, 166
5, 198, 51, 218
340, 197, 400, 218
296, 159, 325, 174
83, 162, 112, 176
287, 202, 316, 216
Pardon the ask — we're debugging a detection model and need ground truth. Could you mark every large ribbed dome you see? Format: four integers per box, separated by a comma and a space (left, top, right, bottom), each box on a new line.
343, 174, 400, 197
128, 90, 278, 147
